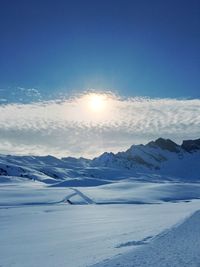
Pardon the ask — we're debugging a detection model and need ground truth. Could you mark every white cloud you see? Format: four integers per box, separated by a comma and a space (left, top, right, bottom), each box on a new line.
0, 92, 200, 158
0, 87, 42, 104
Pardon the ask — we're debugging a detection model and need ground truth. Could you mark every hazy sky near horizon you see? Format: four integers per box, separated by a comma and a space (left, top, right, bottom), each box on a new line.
0, 1, 200, 157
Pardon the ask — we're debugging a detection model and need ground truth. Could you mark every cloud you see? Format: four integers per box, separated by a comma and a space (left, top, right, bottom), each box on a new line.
0, 92, 200, 158
0, 87, 42, 104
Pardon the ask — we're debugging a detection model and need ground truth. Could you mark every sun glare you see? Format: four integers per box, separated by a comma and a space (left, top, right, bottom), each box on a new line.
76, 91, 116, 122
87, 93, 106, 112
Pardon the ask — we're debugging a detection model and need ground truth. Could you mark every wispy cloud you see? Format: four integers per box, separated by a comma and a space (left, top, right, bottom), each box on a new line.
0, 87, 42, 104
0, 92, 200, 158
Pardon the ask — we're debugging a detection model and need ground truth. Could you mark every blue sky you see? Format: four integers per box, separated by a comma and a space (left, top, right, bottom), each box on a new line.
0, 0, 199, 99
0, 0, 200, 157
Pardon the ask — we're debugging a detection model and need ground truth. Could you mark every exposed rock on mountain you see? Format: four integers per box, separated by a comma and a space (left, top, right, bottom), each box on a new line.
0, 138, 200, 184
181, 138, 200, 152
147, 138, 180, 153
92, 138, 200, 180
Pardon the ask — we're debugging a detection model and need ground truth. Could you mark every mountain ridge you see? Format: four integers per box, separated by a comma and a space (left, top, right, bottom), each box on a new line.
0, 137, 200, 185
92, 137, 200, 180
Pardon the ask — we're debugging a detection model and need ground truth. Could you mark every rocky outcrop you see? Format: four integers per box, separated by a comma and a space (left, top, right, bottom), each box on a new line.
147, 138, 180, 153
92, 138, 200, 174
181, 139, 200, 152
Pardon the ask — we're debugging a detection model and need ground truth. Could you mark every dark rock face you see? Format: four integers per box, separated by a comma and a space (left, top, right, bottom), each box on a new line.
92, 137, 200, 172
147, 138, 180, 153
0, 167, 8, 175
131, 156, 154, 169
181, 139, 200, 152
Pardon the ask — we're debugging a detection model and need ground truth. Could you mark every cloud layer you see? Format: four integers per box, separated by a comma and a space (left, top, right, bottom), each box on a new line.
0, 92, 200, 158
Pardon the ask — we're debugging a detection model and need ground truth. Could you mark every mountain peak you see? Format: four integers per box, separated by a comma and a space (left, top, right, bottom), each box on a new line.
147, 138, 180, 153
181, 139, 200, 152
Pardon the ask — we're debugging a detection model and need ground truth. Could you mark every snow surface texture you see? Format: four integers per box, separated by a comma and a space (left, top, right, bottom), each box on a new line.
78, 181, 200, 204
1, 180, 200, 267
1, 138, 200, 266
0, 180, 200, 267
92, 210, 200, 267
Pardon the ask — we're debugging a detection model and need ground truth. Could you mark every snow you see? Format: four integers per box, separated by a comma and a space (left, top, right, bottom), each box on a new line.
1, 138, 200, 187
92, 139, 200, 181
78, 181, 200, 204
0, 179, 71, 206
1, 139, 200, 266
0, 181, 200, 267
92, 210, 200, 267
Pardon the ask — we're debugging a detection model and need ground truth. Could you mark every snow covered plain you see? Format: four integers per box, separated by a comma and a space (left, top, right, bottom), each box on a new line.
1, 179, 200, 267
1, 138, 200, 267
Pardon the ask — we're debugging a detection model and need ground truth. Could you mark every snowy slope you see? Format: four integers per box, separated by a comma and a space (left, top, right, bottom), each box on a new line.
0, 138, 200, 185
92, 138, 200, 180
1, 180, 200, 267
92, 210, 200, 267
77, 181, 200, 204
1, 135, 200, 267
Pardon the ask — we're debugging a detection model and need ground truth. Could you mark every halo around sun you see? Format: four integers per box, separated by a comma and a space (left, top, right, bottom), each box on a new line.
74, 91, 117, 123
87, 93, 106, 112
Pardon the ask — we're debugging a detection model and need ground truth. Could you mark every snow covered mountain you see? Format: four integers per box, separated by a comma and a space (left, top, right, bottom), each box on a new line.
1, 139, 200, 267
0, 137, 200, 185
92, 138, 200, 180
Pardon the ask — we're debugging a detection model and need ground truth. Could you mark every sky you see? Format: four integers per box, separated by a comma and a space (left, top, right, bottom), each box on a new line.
0, 0, 200, 157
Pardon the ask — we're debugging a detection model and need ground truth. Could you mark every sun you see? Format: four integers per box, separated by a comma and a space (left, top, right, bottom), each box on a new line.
77, 92, 115, 121
68, 91, 117, 123
87, 93, 106, 112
